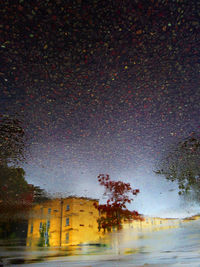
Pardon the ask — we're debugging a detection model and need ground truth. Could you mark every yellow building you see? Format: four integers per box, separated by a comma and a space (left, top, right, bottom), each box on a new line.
183, 214, 200, 222
123, 216, 182, 232
27, 197, 184, 248
26, 197, 100, 247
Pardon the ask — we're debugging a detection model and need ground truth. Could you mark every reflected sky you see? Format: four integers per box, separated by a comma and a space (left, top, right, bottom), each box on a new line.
1, 0, 200, 217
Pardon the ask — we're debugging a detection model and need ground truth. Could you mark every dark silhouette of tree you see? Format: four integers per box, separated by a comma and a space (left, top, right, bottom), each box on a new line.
94, 174, 143, 232
0, 165, 50, 219
0, 165, 33, 219
155, 133, 200, 198
0, 164, 33, 243
0, 116, 49, 242
32, 186, 50, 204
0, 165, 49, 243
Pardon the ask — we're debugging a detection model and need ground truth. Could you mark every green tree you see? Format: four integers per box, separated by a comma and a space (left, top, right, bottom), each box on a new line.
0, 165, 33, 219
155, 134, 200, 198
0, 165, 50, 219
94, 174, 143, 232
38, 223, 50, 247
0, 116, 49, 243
0, 116, 31, 217
33, 186, 50, 204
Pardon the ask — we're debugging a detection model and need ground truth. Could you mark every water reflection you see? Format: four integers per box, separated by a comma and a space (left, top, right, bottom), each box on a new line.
1, 220, 200, 266
26, 196, 182, 248
2, 194, 198, 265
27, 197, 100, 247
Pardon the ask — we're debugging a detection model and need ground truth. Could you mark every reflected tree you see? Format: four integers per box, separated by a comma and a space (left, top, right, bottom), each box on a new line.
0, 116, 31, 219
0, 166, 33, 216
155, 133, 200, 200
38, 223, 50, 247
0, 116, 49, 242
94, 174, 143, 232
32, 186, 50, 204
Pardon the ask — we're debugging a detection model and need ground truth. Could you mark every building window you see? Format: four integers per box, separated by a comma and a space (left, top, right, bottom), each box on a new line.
48, 208, 51, 214
30, 224, 33, 233
47, 220, 50, 229
79, 224, 84, 226
89, 212, 93, 215
80, 210, 84, 212
66, 233, 69, 243
66, 204, 70, 211
66, 218, 69, 226
39, 222, 43, 231
160, 221, 162, 224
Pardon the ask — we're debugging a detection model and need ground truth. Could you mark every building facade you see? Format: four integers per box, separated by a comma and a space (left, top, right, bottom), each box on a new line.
26, 197, 100, 247
27, 197, 183, 248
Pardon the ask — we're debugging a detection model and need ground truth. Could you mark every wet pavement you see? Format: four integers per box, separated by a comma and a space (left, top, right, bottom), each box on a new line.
1, 220, 200, 266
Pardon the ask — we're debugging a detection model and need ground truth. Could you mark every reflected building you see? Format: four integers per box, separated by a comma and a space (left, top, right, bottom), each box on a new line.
123, 216, 182, 232
26, 197, 100, 247
27, 197, 184, 248
183, 214, 200, 221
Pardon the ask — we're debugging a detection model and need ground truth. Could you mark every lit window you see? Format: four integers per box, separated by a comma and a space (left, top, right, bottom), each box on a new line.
66, 218, 69, 226
30, 224, 33, 233
39, 222, 42, 231
48, 208, 51, 214
66, 204, 70, 211
66, 233, 69, 243
47, 220, 50, 228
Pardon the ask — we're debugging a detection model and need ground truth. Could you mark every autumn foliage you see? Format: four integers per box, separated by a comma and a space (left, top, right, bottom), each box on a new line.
94, 174, 143, 232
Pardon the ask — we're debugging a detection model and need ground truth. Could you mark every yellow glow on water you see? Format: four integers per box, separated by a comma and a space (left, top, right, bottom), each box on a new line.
27, 197, 184, 249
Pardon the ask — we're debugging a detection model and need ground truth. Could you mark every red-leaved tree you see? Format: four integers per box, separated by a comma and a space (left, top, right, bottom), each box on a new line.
94, 174, 143, 232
